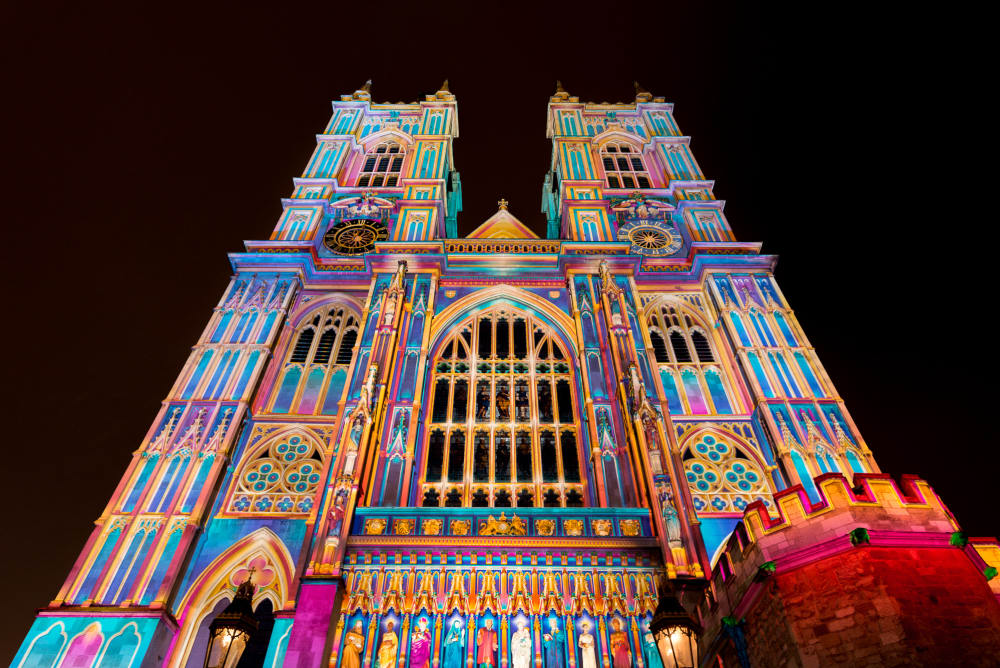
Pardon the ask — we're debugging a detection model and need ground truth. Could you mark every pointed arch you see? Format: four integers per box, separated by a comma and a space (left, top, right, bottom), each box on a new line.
590, 128, 646, 150
16, 621, 67, 668
360, 127, 415, 150
168, 527, 296, 668
226, 425, 327, 515
94, 622, 142, 667
679, 426, 773, 514
269, 297, 362, 416
420, 292, 587, 509
644, 295, 736, 416
430, 285, 577, 359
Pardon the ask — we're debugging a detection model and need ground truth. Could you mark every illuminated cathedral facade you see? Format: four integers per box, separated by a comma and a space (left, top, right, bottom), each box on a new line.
15, 81, 1000, 667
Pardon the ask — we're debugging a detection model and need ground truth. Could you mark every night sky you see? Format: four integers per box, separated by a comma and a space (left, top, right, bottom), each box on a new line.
1, 2, 990, 661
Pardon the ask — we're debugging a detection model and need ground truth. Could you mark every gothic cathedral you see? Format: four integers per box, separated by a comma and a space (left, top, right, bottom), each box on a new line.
15, 82, 1000, 667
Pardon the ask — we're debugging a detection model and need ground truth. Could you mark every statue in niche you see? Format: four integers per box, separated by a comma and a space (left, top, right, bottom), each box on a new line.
344, 415, 365, 476
376, 621, 399, 668
578, 621, 598, 668
543, 618, 564, 668
359, 363, 378, 412
511, 620, 532, 668
661, 494, 683, 549
476, 618, 498, 668
410, 617, 432, 668
382, 289, 396, 326
388, 260, 407, 294
443, 620, 466, 668
342, 620, 365, 668
329, 483, 350, 534
641, 624, 664, 668
609, 618, 631, 668
598, 259, 613, 291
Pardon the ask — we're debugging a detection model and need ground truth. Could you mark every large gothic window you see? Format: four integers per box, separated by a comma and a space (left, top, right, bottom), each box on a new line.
270, 304, 359, 415
647, 301, 734, 415
421, 307, 584, 508
357, 142, 405, 188
600, 143, 651, 189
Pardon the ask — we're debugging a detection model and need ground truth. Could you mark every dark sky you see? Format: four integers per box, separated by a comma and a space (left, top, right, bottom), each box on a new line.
1, 1, 990, 662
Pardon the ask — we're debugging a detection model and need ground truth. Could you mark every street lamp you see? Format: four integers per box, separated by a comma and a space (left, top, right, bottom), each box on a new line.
204, 576, 258, 668
649, 582, 700, 668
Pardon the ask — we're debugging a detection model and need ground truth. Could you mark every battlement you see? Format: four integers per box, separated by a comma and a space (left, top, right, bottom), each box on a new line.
742, 472, 957, 545
697, 473, 1000, 665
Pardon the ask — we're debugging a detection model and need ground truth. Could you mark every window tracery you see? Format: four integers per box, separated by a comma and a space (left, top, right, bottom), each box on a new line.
647, 302, 733, 415
270, 304, 359, 415
228, 431, 325, 514
682, 432, 770, 513
422, 306, 584, 508
357, 142, 405, 188
600, 143, 650, 189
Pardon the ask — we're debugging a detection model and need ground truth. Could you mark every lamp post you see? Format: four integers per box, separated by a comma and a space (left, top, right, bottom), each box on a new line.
649, 582, 700, 668
204, 575, 258, 668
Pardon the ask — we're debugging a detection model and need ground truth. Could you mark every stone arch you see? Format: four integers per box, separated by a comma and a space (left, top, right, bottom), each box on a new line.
16, 621, 67, 668
94, 622, 142, 667
167, 528, 295, 668
430, 285, 577, 359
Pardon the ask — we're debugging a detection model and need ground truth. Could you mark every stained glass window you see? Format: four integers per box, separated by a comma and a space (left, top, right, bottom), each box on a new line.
422, 306, 583, 507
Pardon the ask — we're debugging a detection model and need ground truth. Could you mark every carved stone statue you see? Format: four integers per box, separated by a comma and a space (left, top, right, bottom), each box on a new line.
358, 363, 378, 412
511, 620, 532, 668
578, 622, 597, 668
661, 496, 683, 549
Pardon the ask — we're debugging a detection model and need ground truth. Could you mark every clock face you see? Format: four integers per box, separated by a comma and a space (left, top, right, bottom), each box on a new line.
323, 218, 388, 255
617, 220, 683, 256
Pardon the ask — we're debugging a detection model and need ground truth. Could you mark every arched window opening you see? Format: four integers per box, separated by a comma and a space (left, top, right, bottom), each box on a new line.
357, 142, 405, 188
649, 330, 670, 363
421, 306, 583, 507
601, 142, 651, 189
691, 330, 714, 362
669, 331, 692, 363
647, 300, 734, 416
271, 304, 359, 416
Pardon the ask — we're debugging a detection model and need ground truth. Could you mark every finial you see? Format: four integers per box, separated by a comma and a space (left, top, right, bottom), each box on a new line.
498, 198, 509, 210
440, 79, 450, 92
634, 81, 653, 103
235, 568, 257, 600
555, 80, 566, 93
362, 79, 372, 92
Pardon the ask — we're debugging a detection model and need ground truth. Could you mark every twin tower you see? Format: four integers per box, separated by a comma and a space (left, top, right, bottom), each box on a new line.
15, 81, 1000, 667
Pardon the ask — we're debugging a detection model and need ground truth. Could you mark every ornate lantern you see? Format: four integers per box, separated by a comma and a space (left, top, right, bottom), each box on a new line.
204, 577, 258, 668
649, 583, 700, 668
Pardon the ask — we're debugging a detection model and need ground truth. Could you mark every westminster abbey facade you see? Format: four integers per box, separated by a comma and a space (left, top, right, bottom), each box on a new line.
16, 81, 1000, 668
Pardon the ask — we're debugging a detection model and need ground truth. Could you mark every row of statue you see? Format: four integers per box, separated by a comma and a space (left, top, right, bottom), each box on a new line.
340, 616, 665, 668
